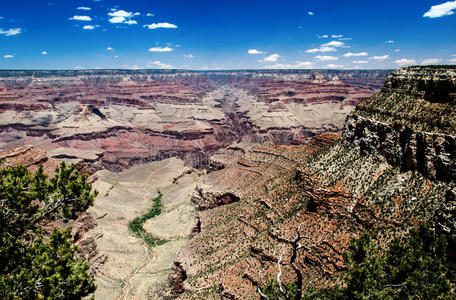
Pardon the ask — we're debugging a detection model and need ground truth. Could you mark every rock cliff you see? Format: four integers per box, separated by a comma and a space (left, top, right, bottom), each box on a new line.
343, 66, 456, 182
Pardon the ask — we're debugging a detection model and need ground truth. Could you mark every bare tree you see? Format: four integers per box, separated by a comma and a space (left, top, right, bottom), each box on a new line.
259, 222, 310, 300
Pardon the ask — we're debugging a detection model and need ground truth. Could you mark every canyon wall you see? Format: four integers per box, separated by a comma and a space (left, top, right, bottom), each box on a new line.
0, 69, 389, 171
343, 66, 456, 182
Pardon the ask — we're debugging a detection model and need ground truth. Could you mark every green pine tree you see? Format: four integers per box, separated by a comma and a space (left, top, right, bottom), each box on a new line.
0, 162, 97, 299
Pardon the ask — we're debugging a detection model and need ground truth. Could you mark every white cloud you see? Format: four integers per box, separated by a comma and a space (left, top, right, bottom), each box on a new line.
315, 55, 338, 61
306, 46, 336, 53
149, 46, 173, 52
108, 9, 139, 24
4, 55, 14, 58
325, 64, 344, 68
394, 58, 417, 65
124, 20, 137, 25
77, 7, 92, 11
318, 34, 329, 39
183, 54, 195, 59
262, 53, 280, 62
352, 60, 368, 64
394, 49, 400, 52
384, 40, 394, 44
106, 47, 114, 51
148, 60, 173, 69
143, 22, 178, 29
69, 15, 92, 21
83, 25, 100, 30
421, 58, 442, 64
265, 61, 313, 69
370, 55, 389, 60
0, 28, 21, 36
109, 10, 134, 18
448, 58, 456, 63
108, 16, 125, 23
423, 1, 456, 18
146, 13, 154, 17
321, 40, 344, 47
248, 49, 264, 54
332, 34, 343, 38
343, 52, 368, 57
308, 11, 314, 15
41, 51, 48, 55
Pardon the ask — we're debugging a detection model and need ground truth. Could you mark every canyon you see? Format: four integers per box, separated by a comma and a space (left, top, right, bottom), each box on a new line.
2, 67, 455, 299
0, 69, 389, 172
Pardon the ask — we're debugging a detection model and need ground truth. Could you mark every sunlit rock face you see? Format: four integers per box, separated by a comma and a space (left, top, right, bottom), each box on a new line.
343, 66, 456, 182
0, 69, 389, 171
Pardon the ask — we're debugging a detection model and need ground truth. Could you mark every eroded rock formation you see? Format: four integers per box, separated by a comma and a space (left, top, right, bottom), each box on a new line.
343, 67, 456, 182
0, 69, 389, 172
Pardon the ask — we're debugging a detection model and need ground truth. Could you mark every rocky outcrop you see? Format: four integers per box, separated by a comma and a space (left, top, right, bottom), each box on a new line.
343, 114, 456, 182
343, 67, 456, 182
191, 185, 241, 210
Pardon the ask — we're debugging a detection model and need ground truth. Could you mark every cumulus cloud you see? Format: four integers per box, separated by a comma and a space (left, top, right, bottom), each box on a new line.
332, 34, 343, 38
325, 64, 344, 68
4, 55, 14, 58
148, 60, 174, 69
448, 58, 456, 63
306, 46, 336, 53
394, 58, 417, 65
83, 25, 99, 30
421, 58, 442, 64
321, 41, 344, 47
318, 34, 329, 39
370, 55, 389, 60
146, 13, 154, 17
124, 20, 137, 25
265, 61, 313, 69
384, 40, 394, 44
315, 55, 338, 61
69, 15, 92, 21
183, 54, 195, 59
261, 54, 280, 62
108, 9, 140, 24
308, 12, 314, 15
352, 60, 368, 64
106, 47, 114, 51
143, 22, 178, 29
41, 51, 48, 55
149, 46, 173, 52
248, 49, 264, 54
77, 7, 91, 11
423, 1, 456, 18
0, 28, 21, 36
343, 52, 368, 57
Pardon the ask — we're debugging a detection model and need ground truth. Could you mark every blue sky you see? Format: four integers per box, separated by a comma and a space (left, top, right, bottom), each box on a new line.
0, 0, 455, 70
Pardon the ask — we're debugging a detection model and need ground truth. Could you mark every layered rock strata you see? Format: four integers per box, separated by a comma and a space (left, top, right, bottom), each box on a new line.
343, 66, 456, 182
0, 69, 389, 171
